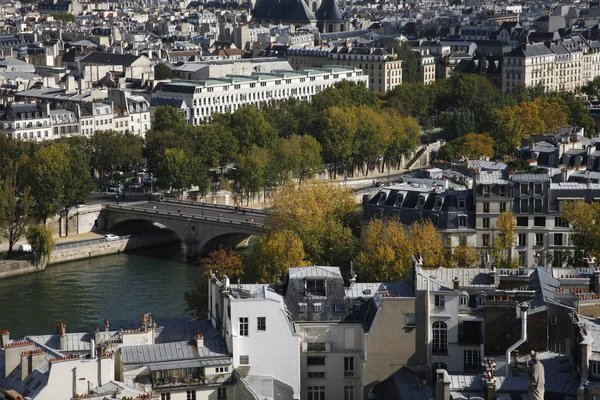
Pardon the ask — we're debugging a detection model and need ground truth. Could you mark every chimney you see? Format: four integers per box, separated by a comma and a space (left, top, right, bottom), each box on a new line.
0, 330, 9, 348
224, 275, 230, 292
195, 333, 204, 350
453, 277, 460, 291
20, 352, 30, 381
5, 341, 35, 378
483, 376, 496, 400
104, 319, 110, 333
30, 349, 45, 371
90, 339, 96, 359
435, 369, 451, 400
594, 268, 600, 295
57, 322, 67, 351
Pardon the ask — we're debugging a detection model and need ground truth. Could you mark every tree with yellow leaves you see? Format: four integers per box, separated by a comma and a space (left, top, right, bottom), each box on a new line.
201, 247, 244, 280
409, 220, 446, 267
491, 212, 517, 268
249, 229, 309, 283
266, 181, 359, 269
562, 200, 600, 260
452, 236, 479, 268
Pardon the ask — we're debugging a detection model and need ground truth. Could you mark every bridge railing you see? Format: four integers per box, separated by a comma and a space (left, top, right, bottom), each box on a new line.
161, 198, 267, 216
104, 205, 266, 229
54, 232, 156, 251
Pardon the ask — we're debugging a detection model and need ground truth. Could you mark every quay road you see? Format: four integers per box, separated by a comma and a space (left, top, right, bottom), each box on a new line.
126, 199, 267, 225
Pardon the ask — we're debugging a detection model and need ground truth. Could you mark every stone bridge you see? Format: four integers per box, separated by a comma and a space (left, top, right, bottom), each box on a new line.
99, 200, 266, 258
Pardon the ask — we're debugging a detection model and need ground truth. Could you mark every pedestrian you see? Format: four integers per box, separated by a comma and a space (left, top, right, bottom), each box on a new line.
219, 213, 223, 218
251, 217, 254, 223
153, 205, 156, 210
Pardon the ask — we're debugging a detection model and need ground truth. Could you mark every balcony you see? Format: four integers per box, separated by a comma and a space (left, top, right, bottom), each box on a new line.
153, 372, 234, 390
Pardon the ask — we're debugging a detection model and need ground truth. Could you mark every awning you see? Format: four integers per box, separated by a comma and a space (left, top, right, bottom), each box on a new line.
148, 357, 231, 371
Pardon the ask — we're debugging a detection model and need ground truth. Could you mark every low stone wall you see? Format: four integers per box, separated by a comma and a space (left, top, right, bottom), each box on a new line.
0, 259, 45, 279
49, 231, 179, 265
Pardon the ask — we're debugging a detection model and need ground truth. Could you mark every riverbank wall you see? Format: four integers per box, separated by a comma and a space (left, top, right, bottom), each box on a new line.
0, 259, 45, 279
49, 231, 180, 265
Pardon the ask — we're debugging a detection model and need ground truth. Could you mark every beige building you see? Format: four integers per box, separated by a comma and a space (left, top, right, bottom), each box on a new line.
415, 50, 436, 85
286, 45, 402, 92
502, 36, 600, 94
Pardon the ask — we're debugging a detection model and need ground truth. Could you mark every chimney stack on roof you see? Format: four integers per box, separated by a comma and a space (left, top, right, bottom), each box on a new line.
0, 330, 9, 348
104, 318, 110, 333
453, 277, 460, 291
195, 333, 204, 350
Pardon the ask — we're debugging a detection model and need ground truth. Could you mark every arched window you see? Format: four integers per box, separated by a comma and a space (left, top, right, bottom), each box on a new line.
478, 294, 487, 307
432, 321, 447, 353
312, 1, 316, 11
433, 362, 447, 375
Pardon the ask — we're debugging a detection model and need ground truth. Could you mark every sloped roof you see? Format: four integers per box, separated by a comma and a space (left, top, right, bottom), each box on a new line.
288, 0, 316, 22
315, 0, 343, 21
80, 51, 142, 66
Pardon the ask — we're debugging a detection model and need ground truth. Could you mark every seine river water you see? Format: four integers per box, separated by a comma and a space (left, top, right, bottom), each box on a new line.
0, 243, 204, 339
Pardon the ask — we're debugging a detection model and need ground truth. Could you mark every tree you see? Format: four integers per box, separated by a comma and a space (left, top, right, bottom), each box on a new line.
90, 131, 124, 181
23, 143, 69, 222
555, 92, 596, 137
311, 80, 378, 111
491, 212, 517, 268
384, 82, 434, 122
266, 181, 359, 269
489, 106, 525, 155
0, 168, 32, 254
321, 107, 358, 178
151, 106, 187, 133
201, 247, 244, 279
356, 217, 413, 282
392, 42, 420, 83
562, 200, 600, 260
439, 133, 495, 160
452, 236, 479, 267
250, 229, 308, 282
229, 106, 277, 151
25, 224, 55, 265
60, 143, 93, 236
383, 112, 421, 170
583, 76, 600, 98
144, 129, 193, 175
232, 146, 269, 204
158, 148, 207, 198
409, 220, 446, 267
154, 63, 175, 80
53, 13, 76, 22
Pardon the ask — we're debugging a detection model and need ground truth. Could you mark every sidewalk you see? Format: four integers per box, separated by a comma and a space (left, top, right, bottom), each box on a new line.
0, 232, 105, 253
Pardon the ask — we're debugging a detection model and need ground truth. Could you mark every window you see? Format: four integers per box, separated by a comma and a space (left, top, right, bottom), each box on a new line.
313, 303, 322, 313
520, 183, 528, 195
239, 317, 248, 336
161, 394, 171, 400
436, 197, 443, 207
535, 233, 544, 247
418, 196, 425, 206
434, 295, 445, 308
307, 343, 326, 351
500, 202, 507, 212
344, 386, 355, 400
433, 321, 448, 353
519, 233, 527, 246
308, 386, 325, 400
344, 357, 355, 377
218, 388, 227, 399
334, 304, 346, 312
458, 200, 466, 208
555, 217, 569, 228
308, 371, 326, 378
215, 367, 229, 373
478, 294, 486, 307
299, 303, 307, 312
534, 198, 543, 213
482, 218, 490, 228
257, 317, 266, 331
534, 184, 542, 195
554, 233, 563, 246
482, 185, 490, 196
592, 362, 600, 376
534, 217, 546, 227
306, 279, 326, 296
520, 199, 528, 213
307, 357, 326, 366
482, 234, 490, 246
239, 355, 249, 365
460, 296, 468, 306
458, 216, 467, 228
187, 391, 196, 400
483, 203, 490, 213
405, 314, 416, 326
551, 316, 557, 325
517, 217, 528, 227
499, 185, 507, 196
464, 350, 480, 370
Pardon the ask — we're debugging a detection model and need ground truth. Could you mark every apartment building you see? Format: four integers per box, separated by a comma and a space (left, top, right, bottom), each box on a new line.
0, 102, 52, 141
285, 45, 402, 92
502, 36, 600, 94
415, 50, 436, 85
151, 66, 368, 124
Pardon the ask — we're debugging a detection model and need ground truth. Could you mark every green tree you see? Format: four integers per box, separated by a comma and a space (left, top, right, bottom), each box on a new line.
90, 131, 123, 181
25, 224, 55, 265
311, 80, 378, 111
232, 146, 269, 204
321, 107, 358, 178
53, 13, 77, 22
144, 129, 193, 175
158, 148, 207, 198
556, 92, 596, 137
23, 143, 69, 222
392, 41, 420, 83
384, 82, 434, 122
60, 143, 93, 236
151, 106, 187, 133
154, 63, 175, 80
230, 106, 277, 151
292, 135, 323, 184
0, 168, 32, 254
583, 76, 600, 98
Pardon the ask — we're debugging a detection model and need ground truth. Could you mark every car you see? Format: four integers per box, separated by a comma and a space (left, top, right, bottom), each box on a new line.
108, 186, 119, 192
104, 234, 120, 241
19, 244, 32, 252
129, 183, 141, 189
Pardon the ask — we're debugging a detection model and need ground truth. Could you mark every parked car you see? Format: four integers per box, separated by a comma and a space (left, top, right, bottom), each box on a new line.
104, 234, 120, 241
19, 244, 32, 252
108, 186, 119, 192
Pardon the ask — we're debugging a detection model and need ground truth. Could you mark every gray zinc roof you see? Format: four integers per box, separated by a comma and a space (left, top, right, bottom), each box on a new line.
121, 341, 228, 365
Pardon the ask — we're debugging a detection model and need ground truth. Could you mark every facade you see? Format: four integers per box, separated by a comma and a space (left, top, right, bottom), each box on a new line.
502, 36, 600, 94
0, 102, 52, 141
151, 66, 368, 124
286, 45, 402, 92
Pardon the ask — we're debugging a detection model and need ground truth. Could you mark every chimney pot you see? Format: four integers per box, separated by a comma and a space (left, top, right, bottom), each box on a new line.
453, 277, 460, 290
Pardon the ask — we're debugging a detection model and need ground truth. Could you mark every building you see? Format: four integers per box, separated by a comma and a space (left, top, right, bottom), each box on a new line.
0, 102, 52, 141
285, 45, 402, 92
151, 66, 368, 124
79, 51, 154, 85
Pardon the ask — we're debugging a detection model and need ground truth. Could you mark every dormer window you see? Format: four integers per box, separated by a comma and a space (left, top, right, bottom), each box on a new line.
477, 294, 487, 307
460, 295, 468, 307
395, 194, 404, 206
435, 197, 443, 208
458, 215, 467, 228
458, 199, 466, 209
482, 185, 490, 196
306, 279, 326, 296
418, 195, 426, 206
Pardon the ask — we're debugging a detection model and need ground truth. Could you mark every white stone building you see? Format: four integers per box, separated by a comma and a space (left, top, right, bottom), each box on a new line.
0, 102, 52, 141
152, 66, 368, 124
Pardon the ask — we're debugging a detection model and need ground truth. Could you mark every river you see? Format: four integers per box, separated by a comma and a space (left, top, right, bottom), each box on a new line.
0, 242, 204, 339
